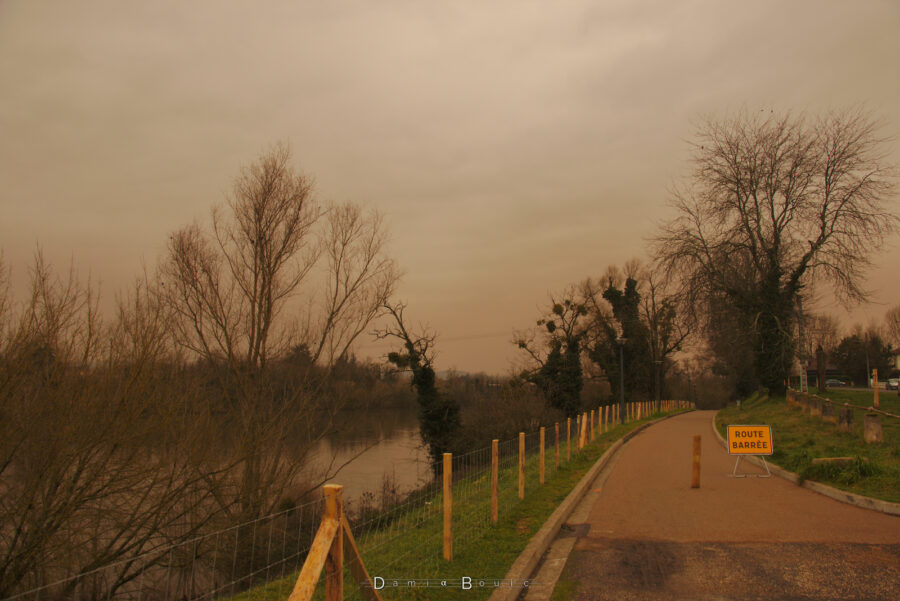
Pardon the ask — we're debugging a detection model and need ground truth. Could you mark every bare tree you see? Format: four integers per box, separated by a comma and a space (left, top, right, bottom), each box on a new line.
307, 203, 399, 367
0, 254, 226, 599
165, 142, 320, 380
654, 109, 897, 394
886, 304, 900, 348
796, 311, 841, 392
797, 312, 841, 360
639, 265, 690, 407
162, 143, 399, 519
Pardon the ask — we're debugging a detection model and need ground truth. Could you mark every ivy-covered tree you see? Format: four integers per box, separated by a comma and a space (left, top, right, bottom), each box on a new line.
515, 291, 587, 417
377, 302, 460, 471
583, 272, 654, 403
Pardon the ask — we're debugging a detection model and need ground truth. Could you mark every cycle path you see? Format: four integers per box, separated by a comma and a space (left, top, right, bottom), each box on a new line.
554, 410, 900, 601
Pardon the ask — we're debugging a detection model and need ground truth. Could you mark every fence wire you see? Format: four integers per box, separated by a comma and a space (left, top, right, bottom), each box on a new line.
6, 401, 691, 601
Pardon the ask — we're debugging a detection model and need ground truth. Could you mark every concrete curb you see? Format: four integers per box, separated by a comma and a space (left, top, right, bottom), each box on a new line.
711, 411, 900, 517
488, 410, 692, 601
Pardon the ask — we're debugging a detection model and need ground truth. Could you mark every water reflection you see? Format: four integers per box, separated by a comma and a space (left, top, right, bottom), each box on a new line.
304, 408, 431, 505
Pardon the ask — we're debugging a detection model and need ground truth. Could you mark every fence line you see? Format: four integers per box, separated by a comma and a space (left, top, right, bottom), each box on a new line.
5, 400, 693, 601
786, 388, 893, 444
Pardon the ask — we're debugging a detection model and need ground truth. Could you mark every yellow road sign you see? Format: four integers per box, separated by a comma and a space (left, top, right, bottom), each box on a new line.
726, 425, 773, 455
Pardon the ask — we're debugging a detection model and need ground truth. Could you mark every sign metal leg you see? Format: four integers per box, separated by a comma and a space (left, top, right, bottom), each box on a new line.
731, 455, 772, 478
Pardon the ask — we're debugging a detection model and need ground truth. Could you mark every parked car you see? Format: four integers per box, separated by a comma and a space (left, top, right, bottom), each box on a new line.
825, 378, 847, 387
888, 378, 900, 390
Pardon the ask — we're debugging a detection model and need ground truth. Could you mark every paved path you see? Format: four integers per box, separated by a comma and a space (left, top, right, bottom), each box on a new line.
553, 411, 900, 601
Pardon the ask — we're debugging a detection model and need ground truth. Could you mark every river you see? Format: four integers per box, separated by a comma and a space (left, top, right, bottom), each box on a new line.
303, 408, 431, 508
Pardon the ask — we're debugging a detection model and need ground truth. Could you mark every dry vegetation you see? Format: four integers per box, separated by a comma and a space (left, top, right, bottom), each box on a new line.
0, 144, 403, 599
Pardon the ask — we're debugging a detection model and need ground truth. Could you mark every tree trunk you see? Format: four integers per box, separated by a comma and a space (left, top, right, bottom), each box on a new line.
754, 300, 793, 396
816, 345, 827, 394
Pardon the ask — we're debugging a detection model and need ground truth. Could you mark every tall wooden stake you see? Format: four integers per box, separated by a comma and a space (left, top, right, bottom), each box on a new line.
443, 453, 452, 560
554, 422, 560, 468
491, 439, 498, 523
539, 427, 545, 485
873, 369, 880, 408
518, 432, 525, 499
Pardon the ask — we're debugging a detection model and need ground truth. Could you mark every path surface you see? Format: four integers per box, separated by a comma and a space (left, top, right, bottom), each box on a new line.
553, 411, 900, 601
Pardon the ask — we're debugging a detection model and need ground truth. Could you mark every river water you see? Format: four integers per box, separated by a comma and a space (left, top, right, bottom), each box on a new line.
303, 408, 432, 507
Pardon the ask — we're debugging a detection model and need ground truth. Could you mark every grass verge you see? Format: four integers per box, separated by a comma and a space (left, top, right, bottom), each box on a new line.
716, 392, 900, 503
229, 410, 687, 601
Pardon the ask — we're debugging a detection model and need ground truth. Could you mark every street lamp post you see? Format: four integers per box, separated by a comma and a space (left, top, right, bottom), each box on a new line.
617, 337, 627, 424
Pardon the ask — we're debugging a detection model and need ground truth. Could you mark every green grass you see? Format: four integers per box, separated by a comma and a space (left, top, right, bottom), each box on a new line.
716, 392, 900, 503
228, 408, 688, 601
548, 575, 577, 601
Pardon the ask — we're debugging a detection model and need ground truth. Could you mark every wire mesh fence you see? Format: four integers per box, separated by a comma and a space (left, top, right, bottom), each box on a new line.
4, 494, 326, 601
5, 401, 692, 601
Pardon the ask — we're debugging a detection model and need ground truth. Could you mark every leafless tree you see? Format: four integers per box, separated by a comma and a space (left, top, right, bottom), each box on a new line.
885, 304, 900, 348
639, 265, 691, 405
0, 254, 228, 599
654, 109, 897, 393
797, 312, 841, 360
796, 311, 841, 392
161, 143, 399, 519
306, 203, 399, 367
164, 143, 320, 380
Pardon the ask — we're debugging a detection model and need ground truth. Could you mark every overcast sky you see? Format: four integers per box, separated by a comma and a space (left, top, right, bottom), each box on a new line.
2, 0, 899, 374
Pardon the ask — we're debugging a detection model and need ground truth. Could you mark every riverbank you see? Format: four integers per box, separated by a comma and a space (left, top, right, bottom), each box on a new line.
232, 406, 691, 601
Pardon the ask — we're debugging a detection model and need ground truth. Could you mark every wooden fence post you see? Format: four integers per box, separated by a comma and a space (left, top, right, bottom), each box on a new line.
575, 415, 581, 450
590, 409, 595, 441
691, 435, 701, 489
539, 427, 546, 485
566, 418, 571, 462
443, 453, 452, 561
518, 432, 525, 499
580, 413, 588, 448
555, 422, 560, 469
491, 440, 498, 523
873, 369, 879, 408
324, 485, 343, 601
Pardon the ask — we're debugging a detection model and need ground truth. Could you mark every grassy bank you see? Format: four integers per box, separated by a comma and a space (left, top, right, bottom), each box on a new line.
716, 392, 900, 503
231, 409, 687, 601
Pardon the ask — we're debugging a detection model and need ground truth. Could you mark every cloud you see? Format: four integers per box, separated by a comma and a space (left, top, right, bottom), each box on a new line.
1, 0, 898, 372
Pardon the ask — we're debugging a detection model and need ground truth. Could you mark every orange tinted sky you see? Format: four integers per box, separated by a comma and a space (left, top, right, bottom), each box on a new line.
1, 0, 899, 374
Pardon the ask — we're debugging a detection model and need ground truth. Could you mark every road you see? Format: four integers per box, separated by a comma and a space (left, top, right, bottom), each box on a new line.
549, 410, 900, 601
